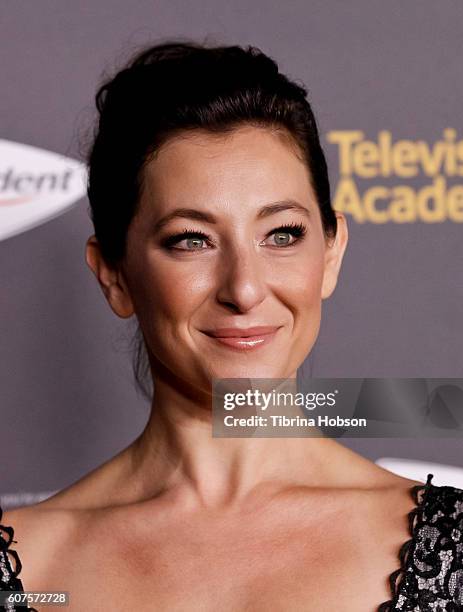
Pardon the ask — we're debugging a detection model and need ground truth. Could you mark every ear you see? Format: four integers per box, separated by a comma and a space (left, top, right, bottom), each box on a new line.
85, 235, 135, 318
321, 212, 348, 300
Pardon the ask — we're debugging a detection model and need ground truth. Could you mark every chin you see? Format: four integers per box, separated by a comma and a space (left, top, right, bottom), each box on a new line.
206, 362, 292, 381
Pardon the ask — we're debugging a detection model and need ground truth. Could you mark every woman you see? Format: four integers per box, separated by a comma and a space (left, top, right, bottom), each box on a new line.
1, 39, 462, 612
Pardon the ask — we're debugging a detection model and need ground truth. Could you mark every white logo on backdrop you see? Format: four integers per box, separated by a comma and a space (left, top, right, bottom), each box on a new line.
0, 139, 87, 242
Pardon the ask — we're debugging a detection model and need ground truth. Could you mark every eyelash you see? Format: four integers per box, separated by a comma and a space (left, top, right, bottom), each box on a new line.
161, 221, 307, 251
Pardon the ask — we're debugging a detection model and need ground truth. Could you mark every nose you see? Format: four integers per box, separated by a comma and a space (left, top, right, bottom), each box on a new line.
215, 244, 267, 313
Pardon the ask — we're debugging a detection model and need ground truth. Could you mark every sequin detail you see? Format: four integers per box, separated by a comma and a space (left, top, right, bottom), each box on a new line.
0, 506, 38, 612
378, 473, 463, 611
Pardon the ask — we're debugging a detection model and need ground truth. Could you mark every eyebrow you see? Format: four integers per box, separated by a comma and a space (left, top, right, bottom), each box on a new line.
151, 200, 311, 233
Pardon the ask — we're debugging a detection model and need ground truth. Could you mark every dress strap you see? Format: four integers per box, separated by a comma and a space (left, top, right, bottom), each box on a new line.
0, 505, 39, 612
378, 473, 434, 612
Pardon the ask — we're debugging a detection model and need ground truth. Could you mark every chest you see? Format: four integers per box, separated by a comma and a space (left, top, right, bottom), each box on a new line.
30, 515, 398, 612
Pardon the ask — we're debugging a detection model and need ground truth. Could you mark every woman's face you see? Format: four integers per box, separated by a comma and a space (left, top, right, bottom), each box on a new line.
112, 125, 347, 391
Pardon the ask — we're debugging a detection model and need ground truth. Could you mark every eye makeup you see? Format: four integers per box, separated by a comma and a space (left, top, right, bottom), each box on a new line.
160, 221, 308, 251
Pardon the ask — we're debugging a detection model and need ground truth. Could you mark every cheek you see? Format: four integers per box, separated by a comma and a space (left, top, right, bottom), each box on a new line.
274, 249, 325, 311
130, 255, 210, 335
287, 266, 323, 302
272, 251, 325, 358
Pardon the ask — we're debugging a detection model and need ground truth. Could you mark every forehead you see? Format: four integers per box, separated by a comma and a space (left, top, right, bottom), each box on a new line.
140, 125, 317, 216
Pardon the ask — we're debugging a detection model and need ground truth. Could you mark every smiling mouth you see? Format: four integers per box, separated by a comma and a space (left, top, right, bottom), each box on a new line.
201, 326, 282, 351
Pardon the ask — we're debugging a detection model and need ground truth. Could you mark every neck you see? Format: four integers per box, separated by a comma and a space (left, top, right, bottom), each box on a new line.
126, 375, 377, 510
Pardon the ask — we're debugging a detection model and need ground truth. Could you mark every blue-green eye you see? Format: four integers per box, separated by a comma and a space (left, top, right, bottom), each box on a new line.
162, 221, 307, 251
161, 229, 210, 250
184, 236, 207, 249
263, 222, 307, 247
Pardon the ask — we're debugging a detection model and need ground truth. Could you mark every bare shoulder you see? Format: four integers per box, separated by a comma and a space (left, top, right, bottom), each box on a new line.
368, 468, 428, 496
0, 501, 88, 587
337, 471, 429, 563
352, 469, 430, 524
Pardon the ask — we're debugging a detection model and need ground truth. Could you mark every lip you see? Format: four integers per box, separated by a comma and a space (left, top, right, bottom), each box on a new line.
201, 325, 282, 351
